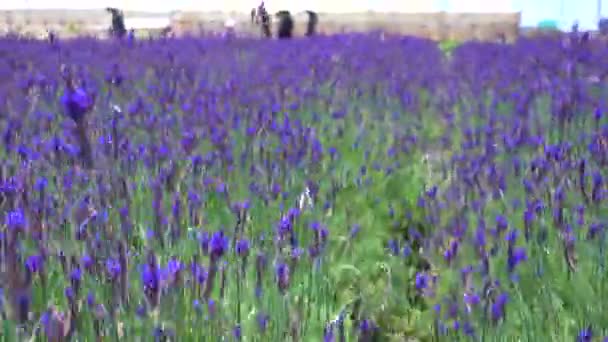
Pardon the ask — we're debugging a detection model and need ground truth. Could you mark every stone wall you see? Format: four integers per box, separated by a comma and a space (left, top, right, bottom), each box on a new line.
168, 11, 521, 41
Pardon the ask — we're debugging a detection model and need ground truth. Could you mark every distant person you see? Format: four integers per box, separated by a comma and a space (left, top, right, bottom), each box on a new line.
251, 8, 257, 24
160, 26, 172, 38
566, 20, 581, 46
571, 21, 579, 34
305, 11, 318, 37
258, 5, 271, 38
106, 7, 127, 38
47, 29, 57, 44
276, 11, 294, 39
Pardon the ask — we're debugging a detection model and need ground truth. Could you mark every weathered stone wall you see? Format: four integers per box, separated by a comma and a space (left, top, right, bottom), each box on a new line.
167, 11, 521, 41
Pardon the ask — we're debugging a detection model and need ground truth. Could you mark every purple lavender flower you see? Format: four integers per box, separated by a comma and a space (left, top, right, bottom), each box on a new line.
475, 224, 487, 251
594, 107, 603, 120
276, 262, 290, 294
232, 200, 251, 214
167, 257, 183, 275
64, 286, 75, 301
309, 221, 329, 257
191, 263, 207, 285
233, 325, 242, 340
463, 322, 475, 336
588, 223, 603, 240
192, 299, 202, 314
507, 247, 527, 273
291, 247, 304, 260
257, 313, 269, 332
464, 292, 480, 310
491, 293, 508, 322
41, 309, 68, 340
349, 224, 360, 239
308, 244, 322, 259
5, 209, 26, 231
358, 319, 376, 339
198, 231, 210, 255
578, 326, 592, 342
141, 262, 160, 291
81, 253, 93, 271
60, 86, 95, 122
277, 217, 293, 240
443, 240, 459, 264
70, 266, 82, 293
387, 239, 399, 255
592, 172, 603, 202
136, 305, 147, 318
105, 258, 121, 279
207, 299, 216, 318
236, 238, 250, 258
35, 177, 48, 192
86, 292, 95, 307
324, 322, 335, 342
415, 272, 429, 290
209, 231, 229, 258
505, 229, 519, 245
70, 267, 82, 282
215, 182, 226, 194
25, 255, 44, 273
496, 215, 508, 233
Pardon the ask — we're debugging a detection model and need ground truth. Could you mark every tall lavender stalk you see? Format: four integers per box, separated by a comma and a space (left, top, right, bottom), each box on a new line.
60, 69, 96, 169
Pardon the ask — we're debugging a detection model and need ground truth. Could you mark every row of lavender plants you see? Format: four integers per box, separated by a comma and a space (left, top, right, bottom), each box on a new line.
0, 32, 607, 341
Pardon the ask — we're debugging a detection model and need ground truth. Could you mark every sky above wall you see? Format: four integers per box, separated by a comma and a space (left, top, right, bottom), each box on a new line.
1, 0, 606, 30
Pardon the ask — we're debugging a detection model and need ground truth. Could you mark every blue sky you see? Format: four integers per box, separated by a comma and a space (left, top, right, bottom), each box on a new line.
0, 0, 606, 30
512, 0, 606, 29
433, 0, 605, 29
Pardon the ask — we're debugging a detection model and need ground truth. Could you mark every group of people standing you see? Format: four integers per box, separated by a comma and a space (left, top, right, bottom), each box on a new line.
104, 4, 319, 40
251, 2, 318, 39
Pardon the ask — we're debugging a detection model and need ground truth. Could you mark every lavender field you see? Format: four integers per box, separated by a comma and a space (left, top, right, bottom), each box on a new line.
0, 33, 607, 341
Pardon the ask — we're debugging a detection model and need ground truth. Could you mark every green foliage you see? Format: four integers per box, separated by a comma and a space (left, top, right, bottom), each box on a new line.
439, 40, 460, 56
66, 21, 82, 35
4, 35, 607, 342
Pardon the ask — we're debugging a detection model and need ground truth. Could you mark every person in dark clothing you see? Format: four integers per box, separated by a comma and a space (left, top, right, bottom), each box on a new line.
259, 7, 271, 38
251, 8, 257, 24
47, 29, 57, 44
276, 10, 294, 39
305, 10, 318, 37
160, 26, 172, 38
571, 21, 579, 34
106, 7, 127, 38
